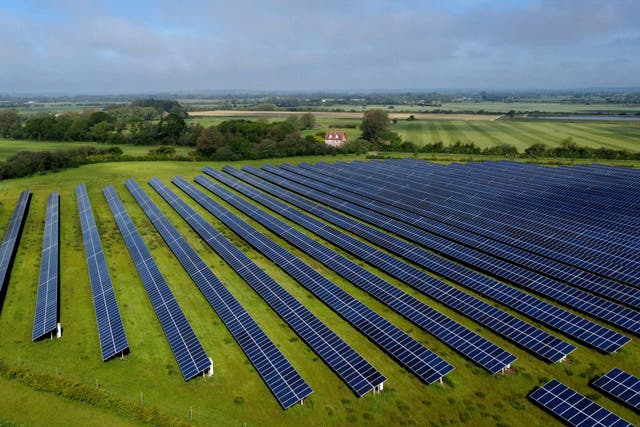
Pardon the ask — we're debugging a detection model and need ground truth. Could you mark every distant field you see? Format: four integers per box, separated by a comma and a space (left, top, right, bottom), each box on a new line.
0, 139, 194, 161
393, 119, 640, 151
0, 157, 638, 427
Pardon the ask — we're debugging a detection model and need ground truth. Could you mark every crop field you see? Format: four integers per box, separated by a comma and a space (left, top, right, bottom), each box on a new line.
0, 156, 639, 427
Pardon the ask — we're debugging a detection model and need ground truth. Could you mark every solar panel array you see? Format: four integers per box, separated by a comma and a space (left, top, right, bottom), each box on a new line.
102, 185, 211, 381
76, 184, 129, 361
291, 161, 640, 310
261, 163, 640, 335
240, 164, 636, 346
529, 379, 634, 426
325, 158, 640, 287
32, 192, 60, 341
125, 179, 312, 408
592, 368, 640, 412
0, 189, 31, 303
220, 166, 626, 358
150, 178, 394, 392
194, 172, 517, 374
173, 175, 453, 386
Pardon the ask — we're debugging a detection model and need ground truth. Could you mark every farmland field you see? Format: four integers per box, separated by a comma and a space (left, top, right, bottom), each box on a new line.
0, 156, 639, 426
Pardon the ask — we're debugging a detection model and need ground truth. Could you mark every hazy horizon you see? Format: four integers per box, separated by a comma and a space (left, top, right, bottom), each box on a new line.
1, 1, 639, 94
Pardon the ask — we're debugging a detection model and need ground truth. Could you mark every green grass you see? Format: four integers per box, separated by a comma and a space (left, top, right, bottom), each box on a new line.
0, 157, 639, 426
0, 139, 194, 161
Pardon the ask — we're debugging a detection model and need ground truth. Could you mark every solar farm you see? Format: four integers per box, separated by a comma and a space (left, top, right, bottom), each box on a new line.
0, 159, 639, 426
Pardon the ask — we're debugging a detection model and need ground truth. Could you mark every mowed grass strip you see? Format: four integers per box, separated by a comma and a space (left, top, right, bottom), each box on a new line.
0, 158, 637, 426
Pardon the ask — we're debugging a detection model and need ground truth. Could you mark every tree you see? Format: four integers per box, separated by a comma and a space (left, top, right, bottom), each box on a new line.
196, 127, 225, 157
299, 113, 316, 130
0, 110, 22, 138
361, 109, 390, 142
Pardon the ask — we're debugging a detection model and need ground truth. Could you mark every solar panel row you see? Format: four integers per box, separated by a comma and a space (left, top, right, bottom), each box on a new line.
0, 189, 31, 307
149, 178, 395, 391
529, 379, 633, 426
32, 192, 60, 341
256, 164, 640, 336
224, 166, 627, 355
174, 176, 459, 386
125, 179, 312, 408
102, 185, 211, 381
195, 172, 517, 374
592, 368, 640, 412
294, 161, 640, 309
75, 184, 129, 361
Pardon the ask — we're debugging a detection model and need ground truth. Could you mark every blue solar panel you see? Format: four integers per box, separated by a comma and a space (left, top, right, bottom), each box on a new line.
102, 185, 211, 381
76, 184, 129, 361
172, 176, 454, 387
150, 178, 397, 391
222, 166, 596, 361
125, 179, 311, 409
0, 189, 31, 308
592, 368, 640, 412
254, 164, 640, 337
32, 192, 60, 341
529, 379, 634, 426
195, 171, 517, 374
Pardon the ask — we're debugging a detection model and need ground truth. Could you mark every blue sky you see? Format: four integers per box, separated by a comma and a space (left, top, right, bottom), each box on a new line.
1, 0, 639, 93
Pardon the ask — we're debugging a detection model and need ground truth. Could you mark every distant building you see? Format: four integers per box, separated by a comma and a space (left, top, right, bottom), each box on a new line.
324, 130, 347, 147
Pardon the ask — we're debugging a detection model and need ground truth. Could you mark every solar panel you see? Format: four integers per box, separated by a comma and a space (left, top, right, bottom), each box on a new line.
529, 379, 634, 426
102, 185, 211, 381
222, 167, 597, 361
150, 178, 397, 391
125, 179, 311, 409
0, 189, 31, 308
172, 176, 454, 387
75, 184, 129, 361
592, 368, 640, 412
244, 166, 640, 352
32, 192, 60, 340
195, 172, 517, 374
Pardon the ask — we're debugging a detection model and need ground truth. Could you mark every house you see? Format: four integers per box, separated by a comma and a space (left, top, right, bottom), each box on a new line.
324, 130, 347, 147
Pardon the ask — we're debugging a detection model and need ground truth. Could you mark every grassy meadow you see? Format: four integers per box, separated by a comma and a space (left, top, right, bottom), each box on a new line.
0, 157, 639, 426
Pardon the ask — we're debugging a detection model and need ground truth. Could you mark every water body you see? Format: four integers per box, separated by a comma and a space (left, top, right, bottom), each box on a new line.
529, 115, 640, 121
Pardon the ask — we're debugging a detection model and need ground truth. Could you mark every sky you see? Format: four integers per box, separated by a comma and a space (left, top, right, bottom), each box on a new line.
1, 0, 639, 94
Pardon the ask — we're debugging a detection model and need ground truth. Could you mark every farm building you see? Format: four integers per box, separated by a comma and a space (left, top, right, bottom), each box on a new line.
324, 130, 347, 147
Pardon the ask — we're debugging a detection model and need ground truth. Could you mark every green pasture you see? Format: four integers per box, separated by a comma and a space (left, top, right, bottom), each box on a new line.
0, 139, 194, 161
0, 158, 638, 426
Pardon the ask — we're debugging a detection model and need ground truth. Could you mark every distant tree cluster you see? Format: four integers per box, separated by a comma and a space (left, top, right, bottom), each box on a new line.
0, 146, 123, 180
0, 100, 199, 146
194, 119, 362, 160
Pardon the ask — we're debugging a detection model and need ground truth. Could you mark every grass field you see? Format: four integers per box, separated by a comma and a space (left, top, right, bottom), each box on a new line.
0, 156, 639, 426
0, 139, 194, 161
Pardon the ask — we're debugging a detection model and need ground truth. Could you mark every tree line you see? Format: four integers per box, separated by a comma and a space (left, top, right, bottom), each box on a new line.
412, 137, 640, 160
0, 146, 123, 180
